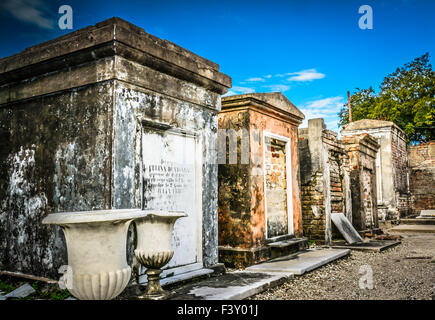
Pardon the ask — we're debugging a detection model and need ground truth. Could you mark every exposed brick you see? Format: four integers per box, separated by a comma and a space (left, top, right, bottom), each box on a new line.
408, 141, 435, 215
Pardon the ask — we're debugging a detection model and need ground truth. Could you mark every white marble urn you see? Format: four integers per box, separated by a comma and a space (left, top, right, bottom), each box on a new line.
42, 209, 147, 300
134, 211, 187, 299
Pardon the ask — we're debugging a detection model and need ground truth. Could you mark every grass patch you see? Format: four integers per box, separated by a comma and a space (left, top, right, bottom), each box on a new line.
0, 276, 71, 300
0, 279, 17, 294
308, 240, 316, 247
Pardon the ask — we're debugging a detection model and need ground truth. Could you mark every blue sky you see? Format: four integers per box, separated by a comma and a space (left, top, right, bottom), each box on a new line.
1, 0, 434, 132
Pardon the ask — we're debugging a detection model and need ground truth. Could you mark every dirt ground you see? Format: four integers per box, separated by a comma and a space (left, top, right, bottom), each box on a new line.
1, 231, 434, 301
250, 231, 435, 300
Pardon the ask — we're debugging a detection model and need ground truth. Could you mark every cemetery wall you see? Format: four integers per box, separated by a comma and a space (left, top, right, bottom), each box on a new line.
408, 141, 435, 215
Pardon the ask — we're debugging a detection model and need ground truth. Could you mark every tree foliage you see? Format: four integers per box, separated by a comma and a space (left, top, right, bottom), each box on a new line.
339, 53, 435, 143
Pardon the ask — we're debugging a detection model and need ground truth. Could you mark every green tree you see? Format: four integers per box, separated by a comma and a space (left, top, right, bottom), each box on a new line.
339, 53, 435, 143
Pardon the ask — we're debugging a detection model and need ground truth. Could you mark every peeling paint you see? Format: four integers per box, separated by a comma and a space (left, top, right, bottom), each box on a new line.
0, 82, 114, 277
0, 146, 54, 272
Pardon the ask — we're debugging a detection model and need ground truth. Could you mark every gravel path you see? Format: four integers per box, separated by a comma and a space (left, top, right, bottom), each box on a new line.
250, 232, 435, 300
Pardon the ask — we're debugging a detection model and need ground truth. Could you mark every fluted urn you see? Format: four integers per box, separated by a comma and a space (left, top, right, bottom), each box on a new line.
134, 211, 186, 300
42, 209, 147, 300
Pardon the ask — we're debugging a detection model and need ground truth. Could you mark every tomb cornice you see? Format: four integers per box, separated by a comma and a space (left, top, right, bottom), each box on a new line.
221, 93, 304, 125
0, 17, 232, 103
220, 103, 303, 127
342, 119, 407, 139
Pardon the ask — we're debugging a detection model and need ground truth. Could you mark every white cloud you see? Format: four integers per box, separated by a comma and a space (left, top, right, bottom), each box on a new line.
222, 86, 255, 97
246, 77, 265, 82
298, 96, 344, 130
264, 75, 272, 78
232, 86, 255, 93
1, 0, 54, 29
270, 69, 326, 82
287, 69, 325, 82
222, 90, 237, 97
301, 96, 343, 110
326, 120, 342, 135
262, 84, 291, 92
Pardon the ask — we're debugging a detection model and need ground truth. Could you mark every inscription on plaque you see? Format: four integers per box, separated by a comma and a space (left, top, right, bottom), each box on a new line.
143, 162, 194, 210
142, 128, 198, 268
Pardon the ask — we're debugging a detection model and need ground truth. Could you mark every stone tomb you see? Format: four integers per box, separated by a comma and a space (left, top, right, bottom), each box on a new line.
342, 134, 380, 231
342, 119, 410, 221
217, 93, 305, 268
0, 18, 231, 279
298, 118, 381, 241
298, 119, 352, 243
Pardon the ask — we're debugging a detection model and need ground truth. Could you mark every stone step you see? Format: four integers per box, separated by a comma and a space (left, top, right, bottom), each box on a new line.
170, 271, 292, 300
139, 268, 215, 287
267, 237, 309, 259
246, 248, 350, 275
331, 240, 401, 252
390, 224, 435, 233
400, 218, 435, 225
419, 210, 435, 218
161, 268, 214, 286
264, 234, 294, 244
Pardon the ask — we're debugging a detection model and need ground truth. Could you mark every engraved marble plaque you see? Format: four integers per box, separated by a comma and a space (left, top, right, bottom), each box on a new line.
142, 128, 199, 268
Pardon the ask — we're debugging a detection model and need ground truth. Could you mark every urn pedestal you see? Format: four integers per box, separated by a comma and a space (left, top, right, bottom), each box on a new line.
42, 209, 147, 300
134, 211, 186, 300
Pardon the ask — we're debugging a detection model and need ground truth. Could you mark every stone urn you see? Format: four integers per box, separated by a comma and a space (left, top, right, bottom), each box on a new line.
134, 211, 187, 300
42, 209, 147, 300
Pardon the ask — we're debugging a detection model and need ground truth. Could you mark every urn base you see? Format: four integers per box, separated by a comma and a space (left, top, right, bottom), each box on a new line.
138, 268, 173, 300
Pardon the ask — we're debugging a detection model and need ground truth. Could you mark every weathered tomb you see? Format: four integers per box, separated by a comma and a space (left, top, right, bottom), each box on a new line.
342, 119, 409, 221
0, 17, 231, 278
217, 92, 305, 268
407, 141, 435, 216
341, 133, 380, 231
298, 119, 352, 243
